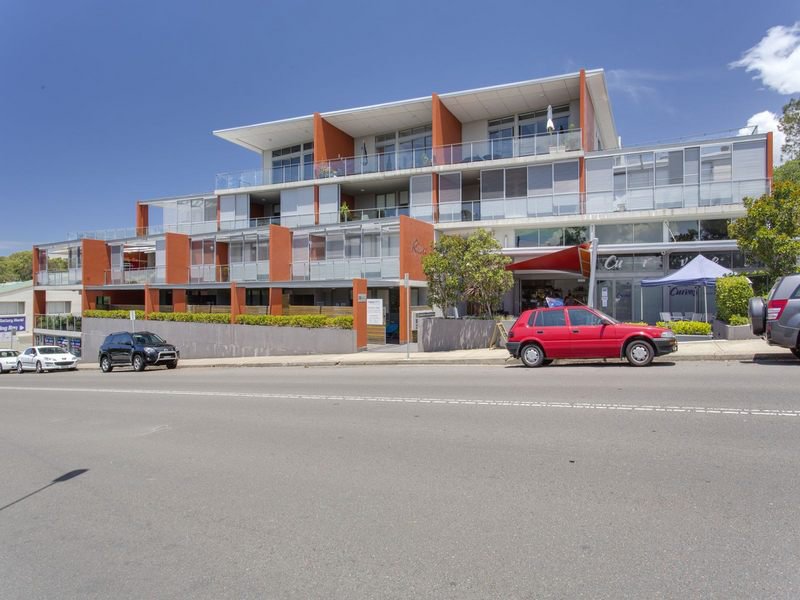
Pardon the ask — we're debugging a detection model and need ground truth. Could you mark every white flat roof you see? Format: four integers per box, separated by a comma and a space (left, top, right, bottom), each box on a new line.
213, 70, 618, 153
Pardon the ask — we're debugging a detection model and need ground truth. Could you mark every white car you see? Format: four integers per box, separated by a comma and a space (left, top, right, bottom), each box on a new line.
16, 346, 79, 373
0, 349, 20, 374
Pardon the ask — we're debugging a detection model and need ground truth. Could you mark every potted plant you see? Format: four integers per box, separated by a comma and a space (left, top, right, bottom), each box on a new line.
339, 203, 352, 222
317, 165, 336, 178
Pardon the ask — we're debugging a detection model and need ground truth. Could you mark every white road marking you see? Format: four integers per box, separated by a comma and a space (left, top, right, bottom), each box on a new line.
2, 385, 799, 419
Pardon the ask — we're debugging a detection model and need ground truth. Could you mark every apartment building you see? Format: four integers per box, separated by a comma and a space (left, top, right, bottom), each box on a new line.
32, 69, 772, 353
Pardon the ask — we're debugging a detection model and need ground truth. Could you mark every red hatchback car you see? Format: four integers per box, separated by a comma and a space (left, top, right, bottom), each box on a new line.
506, 306, 677, 367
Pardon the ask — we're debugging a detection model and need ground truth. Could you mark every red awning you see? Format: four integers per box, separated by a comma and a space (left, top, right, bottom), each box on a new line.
506, 243, 593, 277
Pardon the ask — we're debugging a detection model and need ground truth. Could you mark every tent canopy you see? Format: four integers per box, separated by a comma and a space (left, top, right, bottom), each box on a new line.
640, 254, 733, 288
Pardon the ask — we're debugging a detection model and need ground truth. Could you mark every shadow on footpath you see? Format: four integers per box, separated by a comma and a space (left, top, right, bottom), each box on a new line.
0, 469, 89, 512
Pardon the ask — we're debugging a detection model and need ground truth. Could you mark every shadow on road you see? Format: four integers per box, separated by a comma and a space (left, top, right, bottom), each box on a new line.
0, 469, 89, 512
505, 361, 676, 369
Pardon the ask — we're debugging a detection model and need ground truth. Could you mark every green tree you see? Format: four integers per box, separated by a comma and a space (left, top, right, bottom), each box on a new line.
774, 158, 800, 185
0, 250, 33, 283
461, 229, 513, 318
422, 234, 466, 317
729, 181, 800, 283
779, 98, 800, 161
422, 230, 514, 318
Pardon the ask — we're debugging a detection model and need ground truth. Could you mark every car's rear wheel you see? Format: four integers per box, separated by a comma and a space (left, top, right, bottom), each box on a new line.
749, 297, 766, 336
626, 340, 654, 367
166, 360, 178, 370
35, 361, 44, 374
17, 362, 24, 374
0, 365, 4, 374
132, 354, 145, 372
100, 356, 113, 373
520, 343, 545, 368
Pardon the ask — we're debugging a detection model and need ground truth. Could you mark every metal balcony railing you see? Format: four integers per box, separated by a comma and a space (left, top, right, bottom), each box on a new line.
215, 130, 583, 190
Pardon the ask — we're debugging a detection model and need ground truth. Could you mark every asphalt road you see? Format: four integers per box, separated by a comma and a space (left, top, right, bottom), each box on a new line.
1, 361, 799, 599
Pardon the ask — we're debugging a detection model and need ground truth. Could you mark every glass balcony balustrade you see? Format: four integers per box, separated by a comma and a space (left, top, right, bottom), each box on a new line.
215, 130, 583, 190
292, 257, 400, 281
37, 270, 83, 286
105, 267, 165, 285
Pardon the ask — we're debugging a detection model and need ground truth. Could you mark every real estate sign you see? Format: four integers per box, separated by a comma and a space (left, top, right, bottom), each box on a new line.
366, 299, 383, 325
0, 315, 25, 332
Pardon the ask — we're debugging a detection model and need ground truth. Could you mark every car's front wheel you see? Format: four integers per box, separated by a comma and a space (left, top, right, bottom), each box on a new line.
100, 356, 113, 373
791, 347, 800, 360
626, 340, 654, 367
520, 343, 545, 368
132, 354, 145, 372
35, 361, 44, 374
16, 362, 24, 374
166, 360, 178, 370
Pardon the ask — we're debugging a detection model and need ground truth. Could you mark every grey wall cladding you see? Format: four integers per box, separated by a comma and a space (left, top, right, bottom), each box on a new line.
417, 318, 497, 352
82, 318, 356, 360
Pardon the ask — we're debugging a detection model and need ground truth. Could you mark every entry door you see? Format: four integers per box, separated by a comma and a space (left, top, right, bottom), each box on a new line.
596, 280, 633, 322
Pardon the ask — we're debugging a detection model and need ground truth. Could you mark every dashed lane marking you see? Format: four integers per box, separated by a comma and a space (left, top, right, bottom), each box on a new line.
2, 385, 799, 419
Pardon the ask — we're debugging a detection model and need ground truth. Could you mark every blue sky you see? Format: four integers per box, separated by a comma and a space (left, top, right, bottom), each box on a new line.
1, 0, 798, 254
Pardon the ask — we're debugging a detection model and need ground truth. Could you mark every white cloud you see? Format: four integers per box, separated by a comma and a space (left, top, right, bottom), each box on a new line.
606, 69, 677, 113
738, 110, 785, 166
730, 22, 800, 94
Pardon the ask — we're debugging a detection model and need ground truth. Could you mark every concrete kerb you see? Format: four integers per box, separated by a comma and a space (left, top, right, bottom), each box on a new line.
74, 341, 796, 370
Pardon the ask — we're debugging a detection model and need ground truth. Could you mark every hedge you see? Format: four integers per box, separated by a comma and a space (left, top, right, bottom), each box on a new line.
147, 311, 231, 324
656, 320, 712, 335
236, 314, 353, 330
727, 314, 750, 326
716, 275, 753, 323
83, 310, 353, 330
84, 309, 145, 320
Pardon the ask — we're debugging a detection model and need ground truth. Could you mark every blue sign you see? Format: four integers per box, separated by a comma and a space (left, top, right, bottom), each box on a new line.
0, 316, 25, 332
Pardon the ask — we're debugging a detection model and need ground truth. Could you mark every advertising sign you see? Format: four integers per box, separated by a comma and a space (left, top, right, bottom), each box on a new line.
0, 315, 25, 332
366, 299, 383, 325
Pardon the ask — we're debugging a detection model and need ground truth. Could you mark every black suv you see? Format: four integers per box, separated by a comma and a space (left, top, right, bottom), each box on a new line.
98, 331, 179, 372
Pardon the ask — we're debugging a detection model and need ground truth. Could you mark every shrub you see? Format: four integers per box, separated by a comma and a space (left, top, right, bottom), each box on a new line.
657, 320, 712, 335
148, 311, 231, 324
84, 309, 145, 320
715, 275, 753, 323
622, 321, 648, 326
728, 314, 750, 326
236, 314, 353, 329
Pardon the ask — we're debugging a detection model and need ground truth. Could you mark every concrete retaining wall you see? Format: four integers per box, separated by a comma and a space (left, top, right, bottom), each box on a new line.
711, 320, 760, 340
418, 318, 497, 352
82, 318, 356, 360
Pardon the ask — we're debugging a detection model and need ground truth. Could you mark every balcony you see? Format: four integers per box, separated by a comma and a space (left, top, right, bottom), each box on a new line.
215, 130, 583, 191
105, 267, 165, 285
36, 270, 82, 286
188, 263, 269, 284
293, 257, 400, 281
585, 179, 769, 214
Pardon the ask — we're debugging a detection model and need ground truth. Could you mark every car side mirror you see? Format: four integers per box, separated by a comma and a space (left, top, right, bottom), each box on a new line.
600, 318, 614, 326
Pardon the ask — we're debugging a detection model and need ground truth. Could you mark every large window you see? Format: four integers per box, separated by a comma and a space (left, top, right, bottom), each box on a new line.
220, 194, 249, 230
516, 226, 588, 247
700, 145, 732, 183
376, 125, 432, 170
667, 219, 731, 242
271, 142, 313, 183
518, 105, 570, 137
0, 302, 24, 315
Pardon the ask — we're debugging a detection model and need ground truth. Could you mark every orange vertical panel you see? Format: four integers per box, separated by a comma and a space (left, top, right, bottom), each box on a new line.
432, 93, 462, 165
269, 287, 283, 315
216, 241, 229, 282
165, 233, 190, 284
136, 202, 149, 236
230, 282, 246, 324
399, 282, 410, 345
173, 289, 187, 313
81, 239, 110, 286
579, 69, 587, 151
313, 112, 354, 165
32, 289, 46, 316
399, 215, 434, 282
82, 290, 101, 312
32, 247, 40, 286
144, 285, 159, 316
269, 224, 293, 281
352, 278, 367, 350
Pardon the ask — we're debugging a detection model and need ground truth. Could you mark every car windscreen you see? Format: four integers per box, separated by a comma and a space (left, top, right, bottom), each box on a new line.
132, 333, 166, 346
38, 347, 65, 354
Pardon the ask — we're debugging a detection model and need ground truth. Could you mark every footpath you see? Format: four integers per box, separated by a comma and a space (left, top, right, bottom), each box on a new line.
77, 339, 796, 370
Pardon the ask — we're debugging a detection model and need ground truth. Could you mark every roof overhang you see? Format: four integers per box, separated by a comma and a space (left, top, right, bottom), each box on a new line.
213, 114, 315, 154
439, 71, 583, 123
